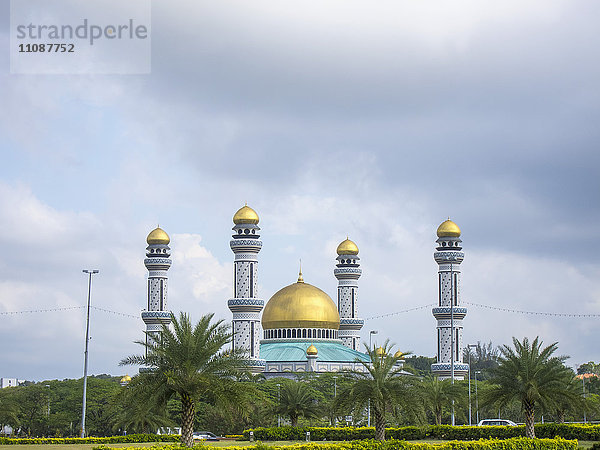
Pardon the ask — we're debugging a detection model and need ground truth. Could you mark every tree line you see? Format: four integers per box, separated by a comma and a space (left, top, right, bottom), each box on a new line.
1, 312, 600, 445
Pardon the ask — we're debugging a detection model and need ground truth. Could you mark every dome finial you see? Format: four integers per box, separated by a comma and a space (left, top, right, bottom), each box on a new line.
307, 344, 318, 356
337, 237, 359, 255
147, 226, 170, 245
437, 218, 461, 237
233, 204, 259, 225
298, 259, 304, 283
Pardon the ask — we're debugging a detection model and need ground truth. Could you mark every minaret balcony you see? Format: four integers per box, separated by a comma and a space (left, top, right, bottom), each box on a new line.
230, 239, 263, 252
333, 267, 362, 278
431, 362, 469, 376
141, 310, 172, 325
339, 318, 364, 330
433, 251, 464, 264
432, 307, 467, 320
144, 257, 172, 270
227, 298, 264, 312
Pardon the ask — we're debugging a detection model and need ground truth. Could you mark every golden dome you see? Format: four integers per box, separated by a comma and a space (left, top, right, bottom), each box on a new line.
337, 238, 359, 255
306, 344, 318, 355
262, 276, 340, 330
147, 227, 170, 245
436, 219, 461, 238
394, 350, 404, 359
120, 374, 132, 383
233, 205, 259, 225
375, 346, 385, 357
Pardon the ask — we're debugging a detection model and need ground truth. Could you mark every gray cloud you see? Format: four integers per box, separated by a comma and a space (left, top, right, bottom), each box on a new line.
1, 0, 599, 379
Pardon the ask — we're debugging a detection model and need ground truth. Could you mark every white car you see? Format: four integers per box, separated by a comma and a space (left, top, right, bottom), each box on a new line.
477, 419, 517, 426
192, 431, 219, 441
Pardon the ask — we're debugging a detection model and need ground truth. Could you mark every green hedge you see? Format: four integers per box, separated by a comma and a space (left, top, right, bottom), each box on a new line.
0, 433, 180, 445
92, 437, 577, 450
242, 424, 600, 442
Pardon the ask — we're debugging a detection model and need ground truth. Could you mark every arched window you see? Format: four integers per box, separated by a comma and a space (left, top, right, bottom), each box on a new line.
308, 329, 312, 338
302, 329, 307, 338
292, 329, 296, 338
318, 329, 322, 338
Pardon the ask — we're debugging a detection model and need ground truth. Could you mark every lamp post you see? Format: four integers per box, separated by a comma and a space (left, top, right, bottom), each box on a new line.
45, 384, 50, 436
81, 269, 98, 438
333, 376, 338, 426
369, 330, 378, 351
467, 344, 477, 426
475, 370, 481, 425
583, 374, 587, 423
367, 331, 378, 428
277, 383, 281, 427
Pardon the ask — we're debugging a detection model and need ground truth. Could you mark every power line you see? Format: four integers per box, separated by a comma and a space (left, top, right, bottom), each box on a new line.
0, 306, 84, 315
90, 306, 138, 319
4, 301, 598, 320
366, 301, 600, 321
0, 305, 139, 319
464, 301, 600, 318
365, 304, 435, 320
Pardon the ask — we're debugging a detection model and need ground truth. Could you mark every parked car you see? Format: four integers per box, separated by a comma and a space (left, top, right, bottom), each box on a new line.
192, 431, 219, 441
477, 419, 517, 426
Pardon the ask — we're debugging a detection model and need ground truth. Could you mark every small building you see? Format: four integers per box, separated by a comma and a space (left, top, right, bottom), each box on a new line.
1, 378, 24, 388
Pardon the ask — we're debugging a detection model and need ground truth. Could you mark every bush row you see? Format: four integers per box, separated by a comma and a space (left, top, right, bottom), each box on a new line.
92, 437, 577, 450
242, 424, 600, 441
0, 433, 180, 445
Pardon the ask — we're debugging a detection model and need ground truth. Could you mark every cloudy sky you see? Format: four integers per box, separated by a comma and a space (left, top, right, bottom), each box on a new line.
1, 0, 599, 381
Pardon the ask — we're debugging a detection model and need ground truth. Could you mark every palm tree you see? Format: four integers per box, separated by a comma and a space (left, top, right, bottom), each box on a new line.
120, 312, 253, 447
418, 375, 463, 425
486, 336, 578, 438
554, 374, 585, 423
110, 376, 175, 434
274, 380, 320, 426
335, 340, 417, 441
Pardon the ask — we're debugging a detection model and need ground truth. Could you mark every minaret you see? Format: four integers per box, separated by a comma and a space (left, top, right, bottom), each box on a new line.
334, 238, 364, 351
431, 219, 469, 380
142, 227, 172, 353
227, 205, 266, 372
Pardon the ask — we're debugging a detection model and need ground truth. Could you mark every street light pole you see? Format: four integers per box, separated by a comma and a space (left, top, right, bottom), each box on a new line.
81, 269, 98, 438
583, 374, 587, 423
367, 330, 378, 428
277, 383, 281, 427
467, 344, 477, 426
333, 376, 338, 426
45, 384, 50, 436
369, 330, 378, 351
475, 371, 481, 425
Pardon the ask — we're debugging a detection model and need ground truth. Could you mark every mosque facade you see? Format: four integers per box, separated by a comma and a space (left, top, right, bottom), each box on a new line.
227, 205, 371, 376
140, 206, 467, 378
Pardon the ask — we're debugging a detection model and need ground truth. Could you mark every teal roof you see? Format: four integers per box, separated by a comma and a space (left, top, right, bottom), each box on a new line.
260, 340, 370, 363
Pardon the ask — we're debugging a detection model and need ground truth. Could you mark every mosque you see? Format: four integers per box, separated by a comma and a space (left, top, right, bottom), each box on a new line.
141, 205, 468, 379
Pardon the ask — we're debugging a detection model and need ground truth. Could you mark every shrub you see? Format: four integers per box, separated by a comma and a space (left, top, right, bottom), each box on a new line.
0, 433, 180, 445
92, 437, 578, 450
242, 424, 600, 442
